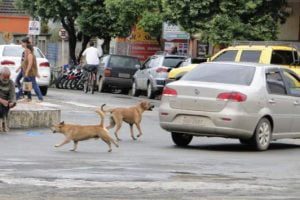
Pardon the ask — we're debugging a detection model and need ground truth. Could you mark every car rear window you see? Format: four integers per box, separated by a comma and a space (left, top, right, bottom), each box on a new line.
163, 57, 185, 68
213, 50, 238, 61
182, 63, 255, 86
271, 50, 294, 65
3, 46, 44, 58
240, 50, 261, 62
109, 56, 139, 68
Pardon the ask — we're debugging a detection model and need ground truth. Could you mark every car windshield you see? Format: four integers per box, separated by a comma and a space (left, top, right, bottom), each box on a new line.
163, 57, 185, 68
182, 63, 256, 86
3, 46, 44, 58
109, 56, 139, 68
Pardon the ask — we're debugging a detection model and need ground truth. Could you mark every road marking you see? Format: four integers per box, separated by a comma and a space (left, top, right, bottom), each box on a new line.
0, 177, 283, 191
39, 102, 61, 108
63, 101, 97, 108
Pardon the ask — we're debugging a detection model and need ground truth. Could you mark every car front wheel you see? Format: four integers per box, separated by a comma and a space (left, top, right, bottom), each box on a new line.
132, 81, 141, 97
251, 118, 272, 151
147, 83, 155, 99
171, 132, 193, 147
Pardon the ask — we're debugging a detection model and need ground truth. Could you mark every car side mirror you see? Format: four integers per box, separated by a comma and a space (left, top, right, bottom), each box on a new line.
135, 64, 141, 69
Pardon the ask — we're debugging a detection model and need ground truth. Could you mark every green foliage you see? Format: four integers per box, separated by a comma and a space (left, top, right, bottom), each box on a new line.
165, 0, 289, 45
105, 0, 165, 38
77, 0, 130, 39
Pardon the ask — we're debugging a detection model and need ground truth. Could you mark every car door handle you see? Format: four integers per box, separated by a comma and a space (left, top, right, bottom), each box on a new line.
268, 99, 276, 104
294, 101, 300, 106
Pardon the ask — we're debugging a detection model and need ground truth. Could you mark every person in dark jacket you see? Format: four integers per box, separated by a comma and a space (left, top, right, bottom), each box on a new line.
0, 67, 16, 132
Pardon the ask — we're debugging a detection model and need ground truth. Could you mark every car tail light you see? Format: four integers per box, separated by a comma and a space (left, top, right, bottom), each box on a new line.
156, 67, 168, 73
162, 87, 177, 96
217, 92, 247, 102
104, 68, 111, 77
40, 62, 50, 67
1, 60, 15, 65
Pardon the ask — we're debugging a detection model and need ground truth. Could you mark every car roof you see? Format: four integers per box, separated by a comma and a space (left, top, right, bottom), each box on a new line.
206, 61, 282, 70
225, 45, 295, 51
0, 44, 39, 49
109, 54, 139, 59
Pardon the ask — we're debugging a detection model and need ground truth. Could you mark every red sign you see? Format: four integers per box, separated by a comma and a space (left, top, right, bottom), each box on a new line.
130, 43, 161, 61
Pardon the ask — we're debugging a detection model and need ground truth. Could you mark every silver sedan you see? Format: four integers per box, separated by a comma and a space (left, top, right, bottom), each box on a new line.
159, 62, 300, 151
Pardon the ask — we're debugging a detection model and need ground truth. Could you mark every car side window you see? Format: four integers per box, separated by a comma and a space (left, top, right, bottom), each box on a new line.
266, 71, 287, 95
149, 57, 161, 68
213, 50, 238, 62
240, 50, 261, 62
282, 71, 300, 97
270, 50, 294, 65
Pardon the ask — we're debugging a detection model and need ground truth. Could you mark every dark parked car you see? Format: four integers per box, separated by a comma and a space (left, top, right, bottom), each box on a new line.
97, 55, 141, 93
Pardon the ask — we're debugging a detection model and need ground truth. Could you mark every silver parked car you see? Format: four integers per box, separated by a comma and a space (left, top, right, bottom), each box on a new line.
132, 54, 186, 99
159, 62, 300, 151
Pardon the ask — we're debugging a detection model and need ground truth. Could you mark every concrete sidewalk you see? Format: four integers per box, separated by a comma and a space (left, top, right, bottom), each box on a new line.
9, 101, 61, 129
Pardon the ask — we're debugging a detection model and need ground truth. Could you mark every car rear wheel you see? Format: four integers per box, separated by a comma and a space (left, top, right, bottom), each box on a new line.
171, 132, 193, 147
251, 118, 272, 151
40, 86, 48, 96
132, 81, 141, 97
147, 83, 155, 99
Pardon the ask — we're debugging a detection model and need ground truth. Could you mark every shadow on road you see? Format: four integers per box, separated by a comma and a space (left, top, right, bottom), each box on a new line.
172, 142, 300, 152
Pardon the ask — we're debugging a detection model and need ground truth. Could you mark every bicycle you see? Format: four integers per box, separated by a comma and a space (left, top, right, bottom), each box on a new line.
83, 65, 97, 94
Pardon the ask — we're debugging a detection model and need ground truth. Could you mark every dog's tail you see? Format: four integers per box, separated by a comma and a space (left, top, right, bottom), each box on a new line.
101, 104, 113, 113
95, 109, 105, 127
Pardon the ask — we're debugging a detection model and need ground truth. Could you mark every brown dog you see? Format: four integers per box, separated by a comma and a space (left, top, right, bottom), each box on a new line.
52, 109, 118, 152
101, 101, 154, 141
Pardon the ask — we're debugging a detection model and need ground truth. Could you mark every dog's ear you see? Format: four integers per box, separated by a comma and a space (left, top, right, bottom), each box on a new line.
59, 121, 65, 125
141, 101, 148, 109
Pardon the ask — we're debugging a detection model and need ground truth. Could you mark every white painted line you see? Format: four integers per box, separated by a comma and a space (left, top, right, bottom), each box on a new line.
39, 102, 61, 108
63, 101, 97, 108
0, 177, 283, 191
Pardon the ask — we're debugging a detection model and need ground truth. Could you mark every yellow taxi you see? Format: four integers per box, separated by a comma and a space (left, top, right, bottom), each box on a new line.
167, 42, 300, 81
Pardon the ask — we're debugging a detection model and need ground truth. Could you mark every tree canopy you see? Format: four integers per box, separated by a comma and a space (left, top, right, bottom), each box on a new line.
165, 0, 289, 45
16, 0, 291, 62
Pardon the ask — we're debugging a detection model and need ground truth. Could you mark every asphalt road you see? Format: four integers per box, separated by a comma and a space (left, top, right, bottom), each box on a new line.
0, 88, 300, 200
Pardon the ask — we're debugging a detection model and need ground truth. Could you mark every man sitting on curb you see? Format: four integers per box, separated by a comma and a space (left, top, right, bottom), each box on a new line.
0, 67, 16, 132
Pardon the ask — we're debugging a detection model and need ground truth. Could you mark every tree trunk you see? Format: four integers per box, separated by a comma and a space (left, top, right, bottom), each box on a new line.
61, 17, 77, 65
77, 34, 92, 64
156, 34, 163, 50
102, 37, 111, 54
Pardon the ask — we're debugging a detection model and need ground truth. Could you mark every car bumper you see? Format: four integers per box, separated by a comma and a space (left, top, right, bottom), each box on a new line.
159, 104, 258, 139
104, 77, 133, 88
152, 79, 167, 92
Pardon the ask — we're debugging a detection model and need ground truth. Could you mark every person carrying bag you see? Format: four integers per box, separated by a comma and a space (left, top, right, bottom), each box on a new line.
22, 44, 43, 102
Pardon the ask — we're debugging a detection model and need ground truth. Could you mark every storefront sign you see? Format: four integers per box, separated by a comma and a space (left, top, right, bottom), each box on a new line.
163, 22, 190, 41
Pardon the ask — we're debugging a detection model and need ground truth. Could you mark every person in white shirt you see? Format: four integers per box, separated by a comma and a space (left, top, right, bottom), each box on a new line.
82, 41, 102, 73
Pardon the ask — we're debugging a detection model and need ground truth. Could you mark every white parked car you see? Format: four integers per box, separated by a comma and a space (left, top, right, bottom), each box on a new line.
0, 44, 51, 96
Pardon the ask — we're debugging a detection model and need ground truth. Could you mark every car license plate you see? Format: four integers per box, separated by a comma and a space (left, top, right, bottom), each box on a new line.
175, 116, 210, 126
118, 73, 130, 78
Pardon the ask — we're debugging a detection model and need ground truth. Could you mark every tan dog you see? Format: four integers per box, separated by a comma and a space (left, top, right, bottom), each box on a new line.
52, 109, 118, 152
101, 101, 154, 141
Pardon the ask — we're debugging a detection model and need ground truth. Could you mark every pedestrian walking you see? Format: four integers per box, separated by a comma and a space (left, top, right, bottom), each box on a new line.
15, 37, 31, 100
22, 44, 43, 102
